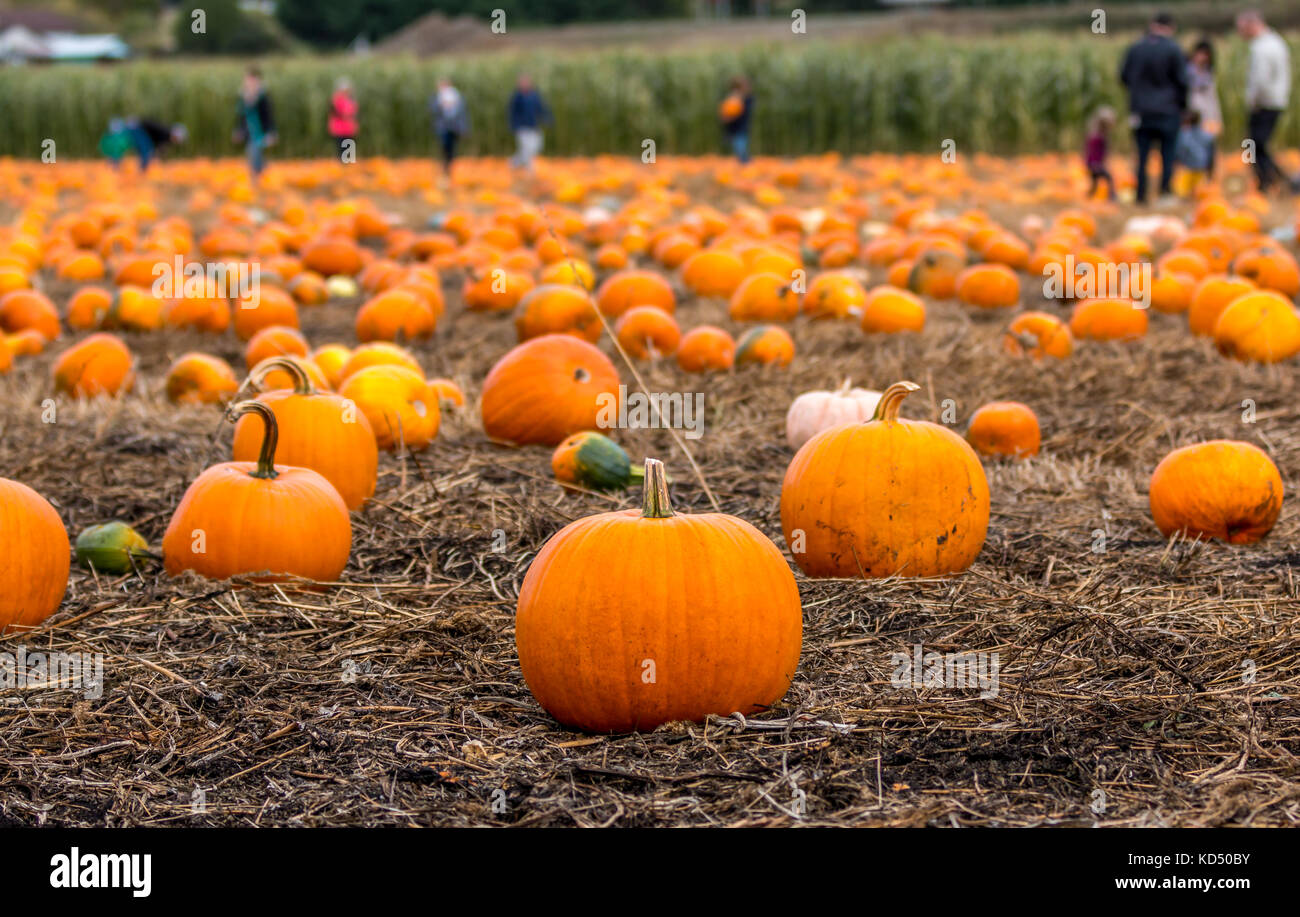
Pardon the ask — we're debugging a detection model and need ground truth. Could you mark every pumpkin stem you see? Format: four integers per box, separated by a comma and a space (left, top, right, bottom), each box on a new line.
873, 380, 920, 423
838, 377, 853, 395
640, 458, 673, 518
226, 400, 280, 479
251, 357, 314, 396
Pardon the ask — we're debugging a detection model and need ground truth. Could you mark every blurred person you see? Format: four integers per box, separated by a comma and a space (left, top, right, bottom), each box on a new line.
1120, 12, 1188, 204
431, 78, 470, 176
328, 77, 359, 161
1083, 106, 1117, 200
508, 74, 552, 171
234, 66, 277, 179
1186, 38, 1221, 175
1174, 110, 1215, 196
100, 117, 187, 171
719, 76, 753, 163
1236, 11, 1300, 193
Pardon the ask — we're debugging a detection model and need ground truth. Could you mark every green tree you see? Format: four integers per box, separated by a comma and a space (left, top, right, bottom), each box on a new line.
174, 0, 282, 55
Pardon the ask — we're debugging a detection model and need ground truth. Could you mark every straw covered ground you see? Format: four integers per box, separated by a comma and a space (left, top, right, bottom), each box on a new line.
1, 169, 1298, 828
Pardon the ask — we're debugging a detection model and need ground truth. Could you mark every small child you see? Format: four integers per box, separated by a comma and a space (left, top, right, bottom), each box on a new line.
1084, 106, 1116, 200
1174, 110, 1215, 196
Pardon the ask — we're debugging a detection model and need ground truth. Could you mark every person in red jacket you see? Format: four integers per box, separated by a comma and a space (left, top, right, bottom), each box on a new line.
328, 77, 359, 161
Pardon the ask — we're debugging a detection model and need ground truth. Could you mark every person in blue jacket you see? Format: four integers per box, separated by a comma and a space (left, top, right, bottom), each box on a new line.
720, 76, 754, 163
100, 118, 186, 170
508, 74, 552, 171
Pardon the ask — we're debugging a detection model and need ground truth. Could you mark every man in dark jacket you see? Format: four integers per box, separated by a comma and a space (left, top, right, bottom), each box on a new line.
508, 75, 552, 171
100, 118, 186, 170
1120, 12, 1189, 204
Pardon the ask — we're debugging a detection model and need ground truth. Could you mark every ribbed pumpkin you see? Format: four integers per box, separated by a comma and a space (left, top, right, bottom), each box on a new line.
0, 478, 69, 633
1002, 311, 1072, 359
53, 333, 134, 398
676, 325, 736, 372
860, 285, 926, 334
735, 325, 795, 367
513, 284, 602, 343
614, 305, 681, 359
781, 381, 989, 578
1149, 441, 1283, 544
595, 269, 676, 317
967, 401, 1041, 458
482, 334, 619, 446
1212, 291, 1300, 364
1068, 298, 1148, 341
785, 379, 882, 450
956, 263, 1020, 309
163, 401, 352, 581
233, 359, 378, 510
551, 431, 644, 493
516, 459, 802, 733
165, 352, 239, 405
337, 364, 439, 452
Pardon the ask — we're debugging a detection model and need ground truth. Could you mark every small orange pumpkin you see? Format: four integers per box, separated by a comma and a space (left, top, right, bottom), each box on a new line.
337, 365, 439, 452
1002, 311, 1073, 360
53, 333, 134, 398
234, 358, 379, 509
163, 400, 352, 581
1068, 298, 1148, 341
676, 325, 736, 373
860, 285, 925, 334
513, 284, 603, 343
1149, 441, 1283, 544
614, 306, 681, 359
967, 401, 1041, 458
735, 325, 795, 367
165, 353, 239, 405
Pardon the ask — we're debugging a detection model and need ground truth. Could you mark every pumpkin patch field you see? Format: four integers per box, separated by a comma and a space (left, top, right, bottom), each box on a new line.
1, 151, 1299, 829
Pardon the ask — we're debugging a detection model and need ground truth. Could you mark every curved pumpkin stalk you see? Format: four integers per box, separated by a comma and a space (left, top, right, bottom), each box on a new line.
250, 356, 316, 396
872, 380, 921, 423
641, 458, 674, 519
226, 400, 280, 480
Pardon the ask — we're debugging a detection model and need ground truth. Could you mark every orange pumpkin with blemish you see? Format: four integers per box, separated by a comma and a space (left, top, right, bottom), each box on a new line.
1149, 441, 1282, 544
53, 333, 134, 398
481, 334, 620, 447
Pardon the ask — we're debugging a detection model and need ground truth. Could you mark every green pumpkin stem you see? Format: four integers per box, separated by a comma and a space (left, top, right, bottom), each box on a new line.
640, 458, 673, 518
252, 356, 314, 396
227, 400, 280, 479
873, 380, 921, 423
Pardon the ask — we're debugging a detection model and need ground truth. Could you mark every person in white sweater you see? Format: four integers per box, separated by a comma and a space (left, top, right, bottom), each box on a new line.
1236, 11, 1299, 192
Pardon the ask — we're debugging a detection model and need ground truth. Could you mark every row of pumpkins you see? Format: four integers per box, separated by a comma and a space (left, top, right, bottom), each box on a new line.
1, 345, 1283, 731
1, 163, 1295, 732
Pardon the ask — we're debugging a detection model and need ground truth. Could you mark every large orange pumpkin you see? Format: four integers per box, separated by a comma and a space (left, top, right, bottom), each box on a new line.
163, 401, 352, 581
516, 458, 802, 732
481, 334, 619, 446
233, 358, 378, 509
1149, 441, 1283, 544
781, 381, 989, 578
0, 478, 70, 633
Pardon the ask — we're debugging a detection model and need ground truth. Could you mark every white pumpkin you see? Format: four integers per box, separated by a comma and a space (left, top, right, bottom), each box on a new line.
785, 379, 883, 450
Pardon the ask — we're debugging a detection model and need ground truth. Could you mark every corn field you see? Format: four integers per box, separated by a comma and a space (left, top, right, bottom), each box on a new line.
1, 34, 1296, 159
